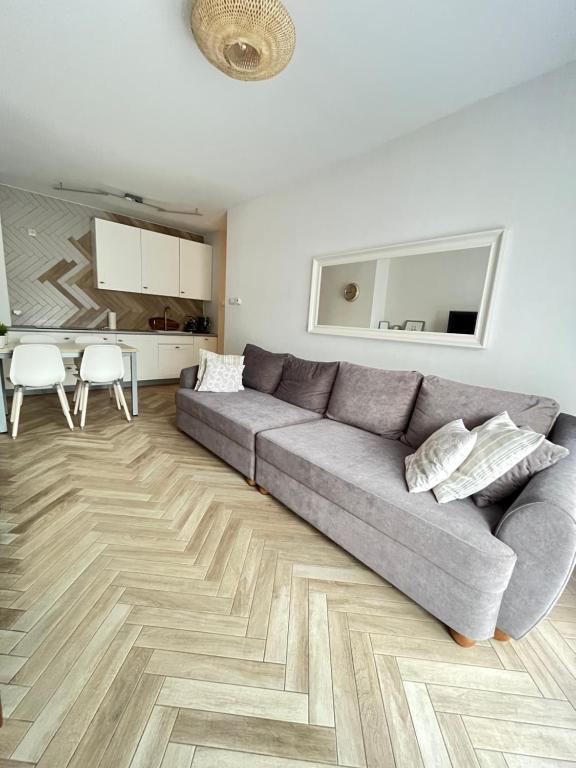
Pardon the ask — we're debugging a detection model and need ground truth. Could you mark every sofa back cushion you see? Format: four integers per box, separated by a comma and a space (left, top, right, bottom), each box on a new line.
274, 355, 339, 413
404, 375, 559, 448
327, 362, 423, 438
242, 344, 287, 394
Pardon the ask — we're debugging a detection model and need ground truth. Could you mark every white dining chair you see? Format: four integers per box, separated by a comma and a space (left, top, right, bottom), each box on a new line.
20, 334, 58, 343
9, 344, 74, 438
72, 336, 115, 405
75, 345, 131, 428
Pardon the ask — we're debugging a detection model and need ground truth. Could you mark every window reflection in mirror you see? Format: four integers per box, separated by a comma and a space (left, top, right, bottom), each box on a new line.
316, 246, 490, 334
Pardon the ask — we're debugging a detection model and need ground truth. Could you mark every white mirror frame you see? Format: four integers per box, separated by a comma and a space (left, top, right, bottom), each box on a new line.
307, 228, 504, 349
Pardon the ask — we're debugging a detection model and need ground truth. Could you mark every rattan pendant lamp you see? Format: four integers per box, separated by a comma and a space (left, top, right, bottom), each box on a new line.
191, 0, 296, 81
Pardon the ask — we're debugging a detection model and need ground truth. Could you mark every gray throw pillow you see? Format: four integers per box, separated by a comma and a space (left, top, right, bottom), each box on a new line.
472, 437, 569, 507
242, 344, 287, 394
274, 355, 339, 413
403, 375, 559, 448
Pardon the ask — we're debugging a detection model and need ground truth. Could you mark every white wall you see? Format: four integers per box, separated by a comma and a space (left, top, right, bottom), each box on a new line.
0, 215, 10, 325
318, 260, 377, 327
226, 63, 576, 414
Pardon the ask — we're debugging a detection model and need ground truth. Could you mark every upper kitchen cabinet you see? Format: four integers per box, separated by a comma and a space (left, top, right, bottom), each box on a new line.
93, 218, 142, 293
93, 219, 212, 299
180, 240, 212, 300
141, 230, 180, 297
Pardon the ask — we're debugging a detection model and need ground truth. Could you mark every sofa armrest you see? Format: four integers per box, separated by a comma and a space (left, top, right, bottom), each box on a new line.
180, 365, 199, 390
494, 413, 576, 638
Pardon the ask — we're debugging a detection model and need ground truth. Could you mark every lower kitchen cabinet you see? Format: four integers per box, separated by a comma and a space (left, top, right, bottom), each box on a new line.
157, 343, 195, 378
115, 334, 160, 381
192, 336, 218, 362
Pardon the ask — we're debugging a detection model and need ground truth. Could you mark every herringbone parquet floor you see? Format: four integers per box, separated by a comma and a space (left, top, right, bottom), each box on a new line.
0, 385, 575, 768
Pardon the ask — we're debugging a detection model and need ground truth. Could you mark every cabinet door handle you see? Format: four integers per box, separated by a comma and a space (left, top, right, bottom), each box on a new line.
180, 291, 185, 294
99, 281, 105, 284
143, 286, 148, 289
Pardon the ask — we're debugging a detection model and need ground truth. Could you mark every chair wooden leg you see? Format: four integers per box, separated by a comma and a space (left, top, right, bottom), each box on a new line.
493, 628, 510, 642
113, 381, 121, 410
11, 387, 23, 439
80, 383, 89, 429
73, 381, 84, 415
257, 486, 269, 495
55, 384, 74, 431
10, 386, 20, 423
448, 628, 476, 648
116, 381, 132, 422
245, 478, 257, 487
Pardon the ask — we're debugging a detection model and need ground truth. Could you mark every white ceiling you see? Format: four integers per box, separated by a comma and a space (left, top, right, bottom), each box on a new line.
1, 0, 575, 231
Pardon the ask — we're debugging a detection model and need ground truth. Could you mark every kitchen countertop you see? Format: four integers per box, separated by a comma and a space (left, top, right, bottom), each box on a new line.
10, 326, 218, 338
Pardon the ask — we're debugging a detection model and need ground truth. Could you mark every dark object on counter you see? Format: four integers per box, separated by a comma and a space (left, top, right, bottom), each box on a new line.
149, 317, 179, 331
184, 318, 198, 333
196, 316, 211, 334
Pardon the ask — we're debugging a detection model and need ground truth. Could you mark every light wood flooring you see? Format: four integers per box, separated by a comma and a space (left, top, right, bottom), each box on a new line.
0, 384, 575, 767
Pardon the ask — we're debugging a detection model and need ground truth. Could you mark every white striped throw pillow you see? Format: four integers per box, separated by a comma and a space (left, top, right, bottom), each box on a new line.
195, 349, 244, 391
433, 412, 545, 504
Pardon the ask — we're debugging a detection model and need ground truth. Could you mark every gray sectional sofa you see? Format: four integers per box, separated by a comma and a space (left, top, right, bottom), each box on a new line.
176, 349, 576, 646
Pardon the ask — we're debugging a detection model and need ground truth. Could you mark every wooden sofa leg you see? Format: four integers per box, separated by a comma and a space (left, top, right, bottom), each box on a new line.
493, 628, 510, 642
257, 486, 269, 495
448, 628, 476, 648
245, 478, 257, 487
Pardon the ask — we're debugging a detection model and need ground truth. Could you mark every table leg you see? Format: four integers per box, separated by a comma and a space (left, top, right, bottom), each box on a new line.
130, 352, 138, 416
0, 361, 7, 434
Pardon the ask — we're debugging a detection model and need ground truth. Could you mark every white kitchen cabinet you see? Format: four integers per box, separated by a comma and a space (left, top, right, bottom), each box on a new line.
192, 336, 218, 363
93, 218, 142, 293
141, 230, 180, 297
93, 219, 212, 301
179, 240, 212, 300
157, 343, 196, 378
115, 334, 158, 381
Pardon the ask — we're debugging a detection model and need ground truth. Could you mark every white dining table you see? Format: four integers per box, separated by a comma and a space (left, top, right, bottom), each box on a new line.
0, 342, 138, 434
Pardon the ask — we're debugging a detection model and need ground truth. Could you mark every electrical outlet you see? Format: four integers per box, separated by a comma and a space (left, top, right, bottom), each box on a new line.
228, 297, 242, 305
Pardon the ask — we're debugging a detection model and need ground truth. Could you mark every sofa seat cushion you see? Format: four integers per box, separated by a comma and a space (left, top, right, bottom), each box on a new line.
404, 375, 559, 448
256, 420, 516, 593
175, 387, 322, 451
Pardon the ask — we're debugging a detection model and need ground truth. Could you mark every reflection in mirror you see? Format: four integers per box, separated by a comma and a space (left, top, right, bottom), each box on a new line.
318, 248, 490, 333
309, 230, 503, 348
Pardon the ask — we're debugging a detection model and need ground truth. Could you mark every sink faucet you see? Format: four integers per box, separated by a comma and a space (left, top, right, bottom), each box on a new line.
163, 306, 170, 332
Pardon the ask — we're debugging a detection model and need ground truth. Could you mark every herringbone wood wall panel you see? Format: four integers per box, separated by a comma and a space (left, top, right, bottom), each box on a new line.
0, 385, 575, 766
0, 186, 204, 329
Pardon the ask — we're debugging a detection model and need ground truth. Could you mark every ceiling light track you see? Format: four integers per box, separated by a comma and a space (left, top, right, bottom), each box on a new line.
52, 183, 203, 216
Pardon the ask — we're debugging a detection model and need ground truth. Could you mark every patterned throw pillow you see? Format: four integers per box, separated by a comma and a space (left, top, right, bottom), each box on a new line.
472, 437, 569, 507
197, 357, 244, 392
433, 412, 545, 504
195, 349, 244, 390
405, 419, 477, 493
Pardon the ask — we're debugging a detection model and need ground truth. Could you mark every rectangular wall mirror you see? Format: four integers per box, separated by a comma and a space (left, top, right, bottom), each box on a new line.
308, 229, 503, 348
